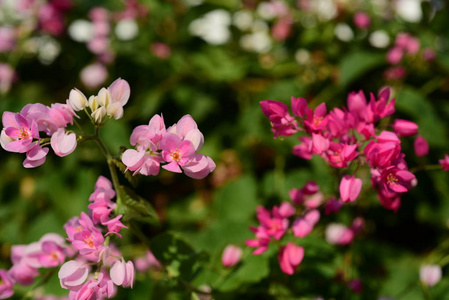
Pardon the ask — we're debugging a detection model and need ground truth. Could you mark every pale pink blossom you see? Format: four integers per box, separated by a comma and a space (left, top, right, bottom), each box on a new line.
325, 223, 354, 246
50, 128, 77, 157
58, 260, 89, 290
134, 251, 162, 272
420, 265, 442, 287
80, 63, 108, 90
110, 258, 134, 288
292, 210, 320, 238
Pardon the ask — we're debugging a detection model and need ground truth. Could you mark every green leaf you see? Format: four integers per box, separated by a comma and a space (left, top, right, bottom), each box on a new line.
111, 158, 137, 188
212, 175, 257, 222
395, 87, 446, 147
150, 232, 207, 280
118, 186, 160, 226
216, 254, 270, 292
339, 52, 385, 87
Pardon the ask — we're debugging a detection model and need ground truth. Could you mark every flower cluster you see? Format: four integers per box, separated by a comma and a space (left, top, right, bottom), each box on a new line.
385, 32, 436, 80
0, 100, 76, 168
122, 114, 216, 179
0, 233, 70, 299
0, 78, 130, 168
59, 176, 134, 299
260, 88, 420, 211
246, 180, 363, 275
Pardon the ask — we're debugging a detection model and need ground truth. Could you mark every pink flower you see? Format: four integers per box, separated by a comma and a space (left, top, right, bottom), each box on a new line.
221, 245, 243, 268
58, 260, 89, 290
278, 243, 304, 275
348, 279, 363, 294
325, 223, 354, 246
0, 63, 16, 93
0, 269, 15, 299
22, 145, 49, 168
292, 210, 320, 238
439, 154, 449, 171
107, 78, 131, 119
379, 167, 415, 194
104, 215, 127, 237
134, 251, 162, 272
353, 12, 370, 29
304, 103, 328, 133
160, 133, 196, 173
325, 197, 343, 215
8, 261, 39, 286
386, 47, 403, 65
50, 128, 77, 157
110, 258, 134, 288
67, 212, 105, 256
80, 63, 108, 90
150, 42, 171, 59
414, 135, 429, 157
420, 265, 442, 287
392, 119, 418, 137
260, 100, 298, 138
339, 175, 362, 203
1, 112, 39, 153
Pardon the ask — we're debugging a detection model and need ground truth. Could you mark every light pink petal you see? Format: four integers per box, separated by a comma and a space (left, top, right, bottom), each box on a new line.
108, 78, 130, 106
50, 129, 77, 157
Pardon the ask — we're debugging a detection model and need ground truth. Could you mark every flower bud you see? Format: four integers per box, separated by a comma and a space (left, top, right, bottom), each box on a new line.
221, 245, 242, 268
420, 265, 442, 287
68, 88, 88, 111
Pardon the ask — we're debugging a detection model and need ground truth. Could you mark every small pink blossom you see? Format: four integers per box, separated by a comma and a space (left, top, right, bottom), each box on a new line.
50, 128, 77, 157
260, 100, 298, 138
134, 251, 162, 272
80, 63, 108, 90
339, 175, 362, 203
221, 245, 243, 268
110, 258, 134, 288
353, 12, 370, 29
292, 210, 320, 238
439, 154, 449, 171
58, 260, 89, 290
325, 223, 354, 246
150, 42, 171, 59
420, 265, 442, 287
278, 243, 304, 275
386, 47, 403, 65
414, 135, 429, 157
392, 119, 418, 137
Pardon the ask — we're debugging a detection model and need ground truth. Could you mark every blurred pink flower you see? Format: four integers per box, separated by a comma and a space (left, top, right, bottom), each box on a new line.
354, 12, 370, 29
150, 42, 172, 60
339, 175, 362, 203
278, 243, 304, 275
439, 154, 449, 171
420, 265, 442, 287
221, 245, 242, 268
414, 135, 429, 157
80, 63, 108, 90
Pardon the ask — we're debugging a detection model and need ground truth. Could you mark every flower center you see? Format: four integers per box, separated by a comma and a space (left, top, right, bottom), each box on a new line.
387, 173, 398, 185
313, 116, 323, 126
84, 234, 95, 248
171, 150, 181, 162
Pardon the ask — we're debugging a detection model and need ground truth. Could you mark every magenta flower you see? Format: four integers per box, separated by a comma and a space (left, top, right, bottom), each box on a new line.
221, 245, 243, 268
439, 154, 449, 171
414, 135, 429, 157
304, 103, 328, 133
339, 175, 362, 203
386, 47, 404, 65
68, 212, 105, 256
379, 167, 415, 194
260, 100, 298, 138
392, 119, 418, 137
278, 243, 304, 275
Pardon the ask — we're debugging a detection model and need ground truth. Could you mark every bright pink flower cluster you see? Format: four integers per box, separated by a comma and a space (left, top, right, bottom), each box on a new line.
1, 101, 76, 168
246, 190, 320, 275
260, 88, 419, 211
122, 114, 216, 179
0, 233, 70, 299
60, 176, 134, 299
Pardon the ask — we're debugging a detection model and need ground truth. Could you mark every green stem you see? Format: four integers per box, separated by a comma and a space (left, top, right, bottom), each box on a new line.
410, 164, 442, 173
92, 127, 122, 207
